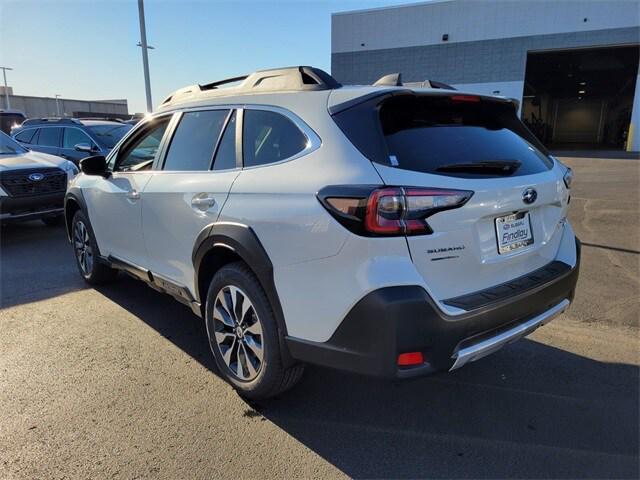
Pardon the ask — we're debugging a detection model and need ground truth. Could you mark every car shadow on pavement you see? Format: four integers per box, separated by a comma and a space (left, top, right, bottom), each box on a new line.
1, 221, 87, 308
97, 276, 640, 479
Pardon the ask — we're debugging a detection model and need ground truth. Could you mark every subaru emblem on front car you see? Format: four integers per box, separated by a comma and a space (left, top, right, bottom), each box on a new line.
522, 187, 537, 205
28, 173, 45, 182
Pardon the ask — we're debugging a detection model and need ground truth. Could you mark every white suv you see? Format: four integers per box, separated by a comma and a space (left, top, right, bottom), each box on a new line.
65, 67, 580, 399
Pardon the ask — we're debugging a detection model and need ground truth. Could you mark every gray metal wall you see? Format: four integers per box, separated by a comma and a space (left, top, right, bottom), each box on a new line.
331, 27, 640, 85
5, 95, 128, 119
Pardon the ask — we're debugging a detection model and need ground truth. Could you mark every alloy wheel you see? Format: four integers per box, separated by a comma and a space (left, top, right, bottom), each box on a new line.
212, 285, 264, 381
73, 220, 93, 276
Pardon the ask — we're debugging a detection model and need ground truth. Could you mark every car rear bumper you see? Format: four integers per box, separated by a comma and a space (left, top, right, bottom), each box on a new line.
0, 192, 65, 223
286, 238, 581, 379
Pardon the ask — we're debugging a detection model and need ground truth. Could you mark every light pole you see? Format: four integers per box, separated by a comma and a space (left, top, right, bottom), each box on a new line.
137, 0, 153, 112
55, 94, 61, 116
0, 66, 13, 110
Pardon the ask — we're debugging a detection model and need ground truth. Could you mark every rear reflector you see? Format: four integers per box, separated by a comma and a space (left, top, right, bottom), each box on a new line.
397, 352, 424, 366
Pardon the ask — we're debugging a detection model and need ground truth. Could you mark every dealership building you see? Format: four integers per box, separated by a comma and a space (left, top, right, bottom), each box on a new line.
332, 0, 640, 151
0, 87, 129, 119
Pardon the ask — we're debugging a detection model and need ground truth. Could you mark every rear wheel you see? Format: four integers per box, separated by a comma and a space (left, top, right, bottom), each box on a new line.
205, 262, 303, 399
71, 210, 118, 285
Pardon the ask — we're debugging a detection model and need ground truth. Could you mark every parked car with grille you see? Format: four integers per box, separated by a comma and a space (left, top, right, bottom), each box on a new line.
0, 131, 78, 224
11, 118, 133, 165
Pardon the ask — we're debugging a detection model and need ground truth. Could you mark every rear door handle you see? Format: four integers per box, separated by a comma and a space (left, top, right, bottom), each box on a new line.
126, 190, 140, 200
191, 194, 216, 210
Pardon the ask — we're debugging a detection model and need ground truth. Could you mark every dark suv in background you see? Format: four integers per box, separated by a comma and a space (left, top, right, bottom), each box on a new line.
11, 118, 132, 164
0, 110, 26, 134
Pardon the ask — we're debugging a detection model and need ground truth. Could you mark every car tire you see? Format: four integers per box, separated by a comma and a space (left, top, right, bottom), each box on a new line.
71, 210, 118, 285
205, 262, 304, 399
42, 215, 64, 226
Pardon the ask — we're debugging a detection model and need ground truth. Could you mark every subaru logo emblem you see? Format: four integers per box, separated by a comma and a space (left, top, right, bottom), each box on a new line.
28, 173, 45, 182
522, 187, 537, 205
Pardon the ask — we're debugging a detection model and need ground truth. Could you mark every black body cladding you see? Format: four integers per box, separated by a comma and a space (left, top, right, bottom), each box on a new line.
286, 239, 581, 378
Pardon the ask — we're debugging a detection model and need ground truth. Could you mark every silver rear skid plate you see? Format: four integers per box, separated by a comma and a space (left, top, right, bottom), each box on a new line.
449, 299, 570, 371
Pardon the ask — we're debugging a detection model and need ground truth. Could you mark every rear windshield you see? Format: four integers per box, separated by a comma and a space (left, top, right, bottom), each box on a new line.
87, 124, 132, 149
334, 94, 553, 178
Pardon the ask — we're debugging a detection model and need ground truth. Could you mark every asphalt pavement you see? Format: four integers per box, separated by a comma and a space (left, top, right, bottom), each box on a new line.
0, 156, 638, 479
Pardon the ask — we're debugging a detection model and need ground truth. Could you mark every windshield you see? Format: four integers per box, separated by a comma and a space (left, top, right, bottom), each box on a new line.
87, 124, 133, 149
0, 131, 28, 155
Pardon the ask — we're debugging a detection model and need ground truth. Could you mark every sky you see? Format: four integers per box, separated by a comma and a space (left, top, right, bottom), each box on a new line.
0, 0, 413, 113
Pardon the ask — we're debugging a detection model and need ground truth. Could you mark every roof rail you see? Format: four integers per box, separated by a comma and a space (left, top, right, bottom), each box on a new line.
75, 117, 125, 123
373, 73, 456, 91
200, 75, 250, 91
160, 66, 342, 108
21, 117, 82, 126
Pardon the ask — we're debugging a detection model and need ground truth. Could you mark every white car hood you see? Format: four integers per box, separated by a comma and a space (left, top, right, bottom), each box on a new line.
0, 151, 67, 171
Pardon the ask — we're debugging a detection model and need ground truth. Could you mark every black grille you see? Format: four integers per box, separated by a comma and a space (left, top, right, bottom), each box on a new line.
0, 168, 67, 197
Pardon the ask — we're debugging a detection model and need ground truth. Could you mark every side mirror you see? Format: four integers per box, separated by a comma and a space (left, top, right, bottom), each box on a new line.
74, 143, 94, 153
79, 155, 109, 177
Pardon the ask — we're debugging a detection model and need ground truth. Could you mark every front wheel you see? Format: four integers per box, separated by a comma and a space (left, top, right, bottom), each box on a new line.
71, 210, 118, 285
205, 262, 304, 399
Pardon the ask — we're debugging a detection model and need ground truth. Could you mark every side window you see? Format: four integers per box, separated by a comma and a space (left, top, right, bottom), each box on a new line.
63, 128, 93, 149
37, 127, 62, 147
242, 110, 308, 167
115, 118, 170, 172
163, 110, 229, 171
212, 110, 237, 170
15, 129, 37, 144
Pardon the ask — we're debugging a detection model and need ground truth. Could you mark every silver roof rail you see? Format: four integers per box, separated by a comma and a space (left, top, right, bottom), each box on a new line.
160, 66, 341, 108
21, 117, 82, 126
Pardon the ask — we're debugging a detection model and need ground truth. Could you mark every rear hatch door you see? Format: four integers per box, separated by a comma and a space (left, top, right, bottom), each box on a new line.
333, 92, 570, 305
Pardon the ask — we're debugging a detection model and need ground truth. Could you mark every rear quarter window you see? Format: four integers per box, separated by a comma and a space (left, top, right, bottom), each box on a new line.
15, 129, 37, 144
242, 110, 308, 168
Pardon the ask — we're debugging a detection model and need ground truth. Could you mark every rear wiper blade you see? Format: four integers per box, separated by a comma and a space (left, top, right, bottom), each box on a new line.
436, 160, 521, 175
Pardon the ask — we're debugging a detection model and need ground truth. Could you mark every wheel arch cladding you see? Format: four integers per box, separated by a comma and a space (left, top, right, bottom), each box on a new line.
64, 189, 87, 241
193, 222, 295, 366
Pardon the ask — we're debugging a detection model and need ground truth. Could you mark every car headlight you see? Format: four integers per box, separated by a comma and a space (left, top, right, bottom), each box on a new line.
62, 161, 79, 179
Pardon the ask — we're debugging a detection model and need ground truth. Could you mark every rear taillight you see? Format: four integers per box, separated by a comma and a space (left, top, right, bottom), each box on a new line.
450, 94, 481, 103
319, 186, 473, 236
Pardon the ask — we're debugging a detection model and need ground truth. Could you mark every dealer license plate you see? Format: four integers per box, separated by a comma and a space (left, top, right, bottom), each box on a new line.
495, 211, 534, 254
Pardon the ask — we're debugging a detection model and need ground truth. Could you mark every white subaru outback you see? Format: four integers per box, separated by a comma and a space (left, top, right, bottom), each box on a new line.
65, 67, 580, 399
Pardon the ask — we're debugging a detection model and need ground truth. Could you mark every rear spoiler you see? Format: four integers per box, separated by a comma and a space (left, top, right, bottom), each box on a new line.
329, 89, 519, 116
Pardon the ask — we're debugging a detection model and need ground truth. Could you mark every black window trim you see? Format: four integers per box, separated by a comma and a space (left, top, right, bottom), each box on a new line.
142, 104, 320, 173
